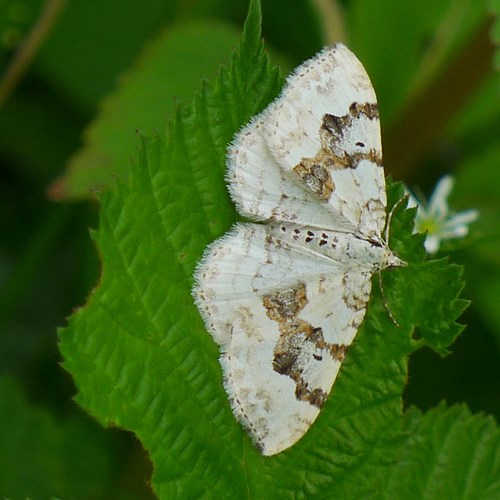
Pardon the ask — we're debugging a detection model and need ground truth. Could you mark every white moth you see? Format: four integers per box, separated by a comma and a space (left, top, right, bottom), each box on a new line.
193, 43, 404, 456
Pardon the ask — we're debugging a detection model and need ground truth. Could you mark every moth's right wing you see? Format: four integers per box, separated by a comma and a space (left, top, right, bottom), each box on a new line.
193, 223, 372, 455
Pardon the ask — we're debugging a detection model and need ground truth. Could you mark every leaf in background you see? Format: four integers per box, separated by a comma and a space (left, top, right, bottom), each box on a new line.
50, 21, 241, 200
446, 0, 500, 157
59, 0, 469, 496
380, 404, 500, 499
345, 0, 491, 179
0, 0, 42, 71
452, 143, 500, 350
444, 74, 500, 167
491, 0, 500, 67
261, 0, 324, 62
454, 144, 500, 239
449, 2, 500, 352
33, 0, 179, 114
0, 376, 127, 498
346, 0, 486, 122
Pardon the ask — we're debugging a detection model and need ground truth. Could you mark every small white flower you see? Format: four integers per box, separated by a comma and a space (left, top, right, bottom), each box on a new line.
407, 175, 479, 254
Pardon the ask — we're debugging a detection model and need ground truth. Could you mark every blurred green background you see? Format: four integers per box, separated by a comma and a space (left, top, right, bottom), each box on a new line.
0, 0, 498, 497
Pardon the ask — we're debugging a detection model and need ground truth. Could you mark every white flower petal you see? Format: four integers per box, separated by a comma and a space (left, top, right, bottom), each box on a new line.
448, 209, 479, 226
428, 175, 453, 219
405, 191, 420, 210
424, 234, 441, 254
440, 210, 479, 238
440, 225, 468, 239
406, 175, 478, 254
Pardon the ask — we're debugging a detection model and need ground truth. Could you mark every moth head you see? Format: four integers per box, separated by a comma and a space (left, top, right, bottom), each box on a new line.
384, 251, 406, 270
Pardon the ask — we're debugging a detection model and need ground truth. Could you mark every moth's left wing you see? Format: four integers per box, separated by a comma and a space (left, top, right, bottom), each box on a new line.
227, 115, 352, 232
228, 44, 386, 238
263, 44, 386, 239
193, 223, 373, 455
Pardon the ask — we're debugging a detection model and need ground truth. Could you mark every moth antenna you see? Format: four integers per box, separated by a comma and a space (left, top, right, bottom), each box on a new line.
384, 195, 407, 243
378, 270, 400, 327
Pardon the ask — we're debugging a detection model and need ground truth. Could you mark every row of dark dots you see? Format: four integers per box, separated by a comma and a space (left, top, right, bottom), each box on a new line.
276, 225, 337, 248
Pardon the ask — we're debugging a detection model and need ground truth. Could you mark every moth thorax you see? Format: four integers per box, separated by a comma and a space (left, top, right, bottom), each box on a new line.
342, 236, 395, 270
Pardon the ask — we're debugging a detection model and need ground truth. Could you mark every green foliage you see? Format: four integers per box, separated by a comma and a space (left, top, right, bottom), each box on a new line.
0, 0, 41, 69
35, 0, 181, 114
53, 21, 241, 200
346, 0, 486, 122
2, 0, 500, 498
0, 377, 122, 498
57, 1, 488, 497
380, 404, 500, 499
60, 1, 281, 496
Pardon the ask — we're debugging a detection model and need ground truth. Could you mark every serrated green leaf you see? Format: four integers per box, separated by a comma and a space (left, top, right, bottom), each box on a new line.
380, 183, 466, 356
386, 259, 467, 356
385, 180, 427, 263
379, 404, 500, 499
59, 0, 470, 497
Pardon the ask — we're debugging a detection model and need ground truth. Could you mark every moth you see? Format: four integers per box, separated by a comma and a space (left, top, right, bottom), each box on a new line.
193, 44, 404, 456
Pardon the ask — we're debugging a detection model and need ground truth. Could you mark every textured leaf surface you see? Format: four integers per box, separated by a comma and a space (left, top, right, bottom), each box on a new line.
59, 1, 470, 497
380, 404, 500, 499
